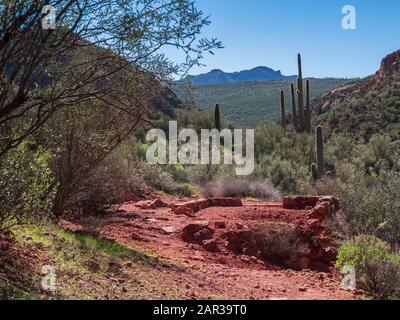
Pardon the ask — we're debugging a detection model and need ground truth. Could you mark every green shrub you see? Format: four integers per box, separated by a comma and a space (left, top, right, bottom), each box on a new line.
0, 141, 54, 230
311, 170, 400, 248
254, 155, 308, 195
336, 235, 400, 299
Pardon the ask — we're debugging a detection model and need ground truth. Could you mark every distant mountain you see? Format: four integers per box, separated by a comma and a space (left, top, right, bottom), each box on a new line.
312, 49, 400, 142
181, 66, 296, 85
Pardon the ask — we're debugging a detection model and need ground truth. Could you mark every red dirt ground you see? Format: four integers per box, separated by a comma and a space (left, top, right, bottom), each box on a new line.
61, 196, 359, 300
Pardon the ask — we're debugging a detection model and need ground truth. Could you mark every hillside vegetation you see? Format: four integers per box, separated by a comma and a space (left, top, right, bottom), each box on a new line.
173, 78, 353, 127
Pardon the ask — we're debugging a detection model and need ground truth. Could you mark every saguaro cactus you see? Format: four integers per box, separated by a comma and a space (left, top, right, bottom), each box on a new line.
280, 90, 286, 129
291, 83, 297, 130
297, 54, 305, 132
304, 79, 311, 133
279, 54, 312, 134
310, 163, 318, 181
215, 103, 221, 131
311, 126, 325, 180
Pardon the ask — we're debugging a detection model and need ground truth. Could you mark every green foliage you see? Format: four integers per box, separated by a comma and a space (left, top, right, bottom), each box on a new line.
318, 79, 400, 142
311, 170, 400, 248
336, 235, 400, 299
1, 223, 186, 299
336, 236, 397, 270
0, 141, 55, 230
315, 126, 325, 179
173, 78, 352, 127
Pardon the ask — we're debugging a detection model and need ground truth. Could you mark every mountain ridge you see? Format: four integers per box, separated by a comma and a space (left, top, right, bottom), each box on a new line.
181, 66, 296, 85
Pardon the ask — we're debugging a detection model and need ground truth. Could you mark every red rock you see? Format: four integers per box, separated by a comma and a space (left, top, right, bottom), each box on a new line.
283, 196, 320, 210
181, 221, 213, 243
308, 219, 322, 230
214, 221, 226, 229
171, 204, 195, 217
136, 198, 169, 210
202, 239, 220, 252
282, 196, 340, 212
171, 197, 242, 216
152, 198, 169, 208
224, 230, 242, 253
209, 197, 243, 207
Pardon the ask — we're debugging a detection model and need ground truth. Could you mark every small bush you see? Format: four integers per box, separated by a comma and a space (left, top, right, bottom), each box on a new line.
363, 260, 400, 300
310, 169, 400, 248
336, 235, 400, 299
0, 141, 54, 230
254, 222, 302, 265
202, 177, 281, 201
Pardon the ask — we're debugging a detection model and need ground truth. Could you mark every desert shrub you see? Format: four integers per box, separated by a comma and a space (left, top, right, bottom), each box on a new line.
253, 155, 308, 195
357, 134, 399, 175
252, 222, 305, 268
162, 164, 189, 183
66, 149, 147, 213
187, 163, 235, 186
363, 260, 400, 300
336, 235, 400, 299
0, 141, 54, 230
61, 140, 197, 213
310, 168, 400, 248
172, 183, 197, 197
202, 177, 281, 201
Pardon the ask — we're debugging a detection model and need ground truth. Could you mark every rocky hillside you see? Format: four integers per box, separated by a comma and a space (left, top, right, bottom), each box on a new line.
181, 66, 296, 85
313, 50, 400, 142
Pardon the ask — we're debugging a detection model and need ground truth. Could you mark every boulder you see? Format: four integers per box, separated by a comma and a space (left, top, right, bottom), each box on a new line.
181, 221, 213, 243
202, 239, 220, 253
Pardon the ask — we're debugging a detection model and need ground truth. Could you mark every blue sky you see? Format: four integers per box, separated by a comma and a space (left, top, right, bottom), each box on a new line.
169, 0, 400, 78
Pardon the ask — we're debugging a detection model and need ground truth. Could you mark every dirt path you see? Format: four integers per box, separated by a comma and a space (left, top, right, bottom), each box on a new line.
61, 196, 358, 300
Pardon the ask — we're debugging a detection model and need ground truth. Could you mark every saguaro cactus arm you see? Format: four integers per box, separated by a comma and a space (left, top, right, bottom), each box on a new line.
291, 82, 297, 130
305, 79, 311, 133
297, 54, 305, 132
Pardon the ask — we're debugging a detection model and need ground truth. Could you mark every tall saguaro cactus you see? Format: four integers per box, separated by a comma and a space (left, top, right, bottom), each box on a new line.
280, 90, 286, 129
311, 125, 325, 180
215, 103, 221, 131
304, 79, 311, 133
282, 54, 312, 134
290, 83, 297, 130
297, 54, 305, 132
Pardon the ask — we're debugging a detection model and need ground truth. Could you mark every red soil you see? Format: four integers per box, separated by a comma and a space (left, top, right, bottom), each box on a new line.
60, 195, 359, 300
